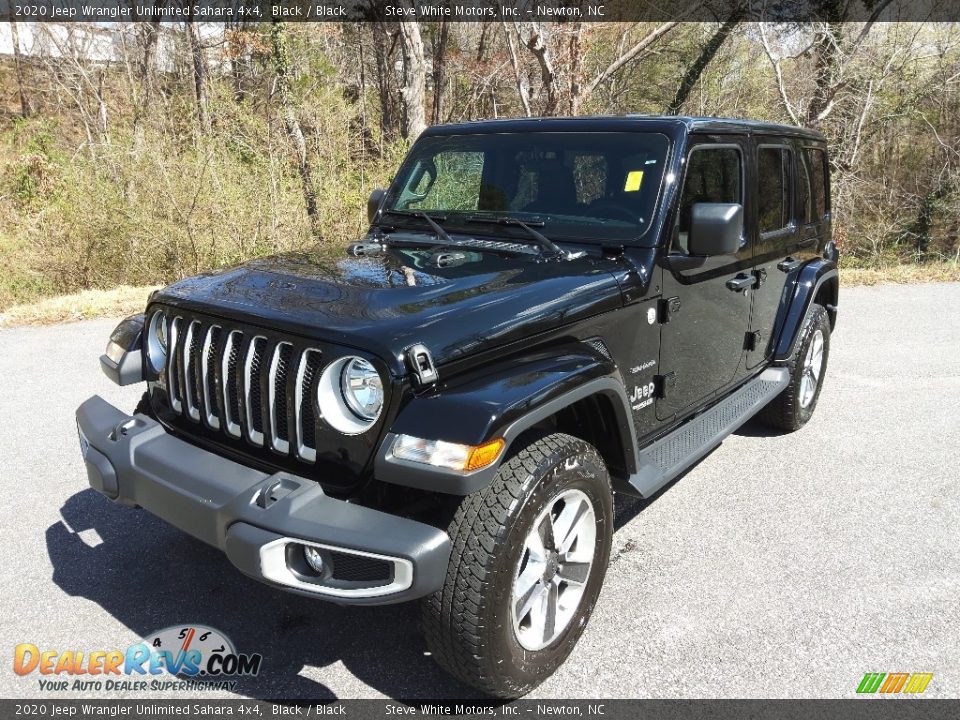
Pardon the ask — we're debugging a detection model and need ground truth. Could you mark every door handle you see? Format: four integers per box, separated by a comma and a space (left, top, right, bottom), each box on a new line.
798, 237, 817, 248
726, 273, 755, 292
777, 257, 803, 273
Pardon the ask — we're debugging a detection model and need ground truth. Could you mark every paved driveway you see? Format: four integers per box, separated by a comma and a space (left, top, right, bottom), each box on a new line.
1, 283, 957, 699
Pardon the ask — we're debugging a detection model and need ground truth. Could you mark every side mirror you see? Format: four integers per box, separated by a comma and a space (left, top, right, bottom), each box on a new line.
687, 203, 743, 256
367, 188, 386, 225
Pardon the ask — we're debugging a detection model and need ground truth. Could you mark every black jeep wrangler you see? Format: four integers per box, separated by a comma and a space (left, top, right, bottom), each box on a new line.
77, 116, 838, 698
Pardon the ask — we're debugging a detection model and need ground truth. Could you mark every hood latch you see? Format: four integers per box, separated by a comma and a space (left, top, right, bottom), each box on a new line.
406, 344, 439, 387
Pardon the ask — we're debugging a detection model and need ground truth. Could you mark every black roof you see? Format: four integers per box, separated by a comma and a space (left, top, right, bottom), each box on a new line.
422, 115, 826, 142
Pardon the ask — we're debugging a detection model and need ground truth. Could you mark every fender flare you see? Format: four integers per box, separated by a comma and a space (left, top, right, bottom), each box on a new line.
375, 345, 639, 495
772, 260, 838, 362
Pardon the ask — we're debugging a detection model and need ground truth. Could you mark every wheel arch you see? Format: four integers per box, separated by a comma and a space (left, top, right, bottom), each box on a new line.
374, 345, 639, 495
772, 260, 838, 362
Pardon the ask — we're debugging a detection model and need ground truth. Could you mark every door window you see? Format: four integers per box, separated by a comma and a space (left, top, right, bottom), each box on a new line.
757, 147, 791, 234
674, 146, 742, 253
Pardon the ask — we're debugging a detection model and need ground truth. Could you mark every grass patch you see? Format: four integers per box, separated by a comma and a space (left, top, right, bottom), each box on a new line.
0, 261, 957, 329
840, 261, 960, 286
0, 285, 159, 328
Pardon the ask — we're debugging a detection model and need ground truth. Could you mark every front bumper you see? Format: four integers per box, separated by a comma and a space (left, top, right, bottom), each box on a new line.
75, 395, 451, 605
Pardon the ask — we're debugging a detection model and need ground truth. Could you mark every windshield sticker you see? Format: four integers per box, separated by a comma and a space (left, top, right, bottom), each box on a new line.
624, 170, 644, 192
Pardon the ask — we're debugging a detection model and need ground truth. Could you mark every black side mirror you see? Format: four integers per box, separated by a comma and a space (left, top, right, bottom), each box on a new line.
687, 203, 743, 256
367, 188, 386, 225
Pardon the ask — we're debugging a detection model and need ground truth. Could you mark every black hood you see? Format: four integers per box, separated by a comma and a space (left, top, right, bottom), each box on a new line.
151, 241, 625, 374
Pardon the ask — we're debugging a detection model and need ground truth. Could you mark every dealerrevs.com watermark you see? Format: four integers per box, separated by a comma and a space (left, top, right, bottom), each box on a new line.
13, 625, 262, 693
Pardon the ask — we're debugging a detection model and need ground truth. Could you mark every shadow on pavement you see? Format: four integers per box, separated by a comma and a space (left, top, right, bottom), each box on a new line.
46, 489, 481, 701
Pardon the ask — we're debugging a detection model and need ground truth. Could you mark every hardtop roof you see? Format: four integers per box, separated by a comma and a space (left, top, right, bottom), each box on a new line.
421, 115, 827, 143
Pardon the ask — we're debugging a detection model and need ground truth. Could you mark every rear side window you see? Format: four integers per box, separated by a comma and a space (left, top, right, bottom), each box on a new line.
757, 147, 790, 233
674, 145, 742, 252
796, 147, 829, 224
805, 148, 829, 220
795, 151, 812, 223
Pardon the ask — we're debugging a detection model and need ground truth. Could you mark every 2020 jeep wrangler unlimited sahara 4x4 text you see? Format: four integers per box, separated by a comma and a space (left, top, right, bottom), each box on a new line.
78, 116, 838, 698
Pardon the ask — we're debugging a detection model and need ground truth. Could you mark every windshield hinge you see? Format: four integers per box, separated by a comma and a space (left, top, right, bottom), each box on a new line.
406, 344, 439, 387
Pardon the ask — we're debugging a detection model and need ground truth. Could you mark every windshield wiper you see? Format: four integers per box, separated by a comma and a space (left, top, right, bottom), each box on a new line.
381, 209, 454, 245
464, 215, 565, 258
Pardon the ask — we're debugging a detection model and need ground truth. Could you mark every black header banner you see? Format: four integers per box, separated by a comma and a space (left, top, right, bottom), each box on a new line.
1, 0, 959, 23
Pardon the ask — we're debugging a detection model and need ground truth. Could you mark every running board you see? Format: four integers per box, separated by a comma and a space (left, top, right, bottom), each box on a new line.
626, 367, 790, 498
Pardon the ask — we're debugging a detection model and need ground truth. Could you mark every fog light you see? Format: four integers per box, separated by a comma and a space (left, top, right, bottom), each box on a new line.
303, 546, 325, 575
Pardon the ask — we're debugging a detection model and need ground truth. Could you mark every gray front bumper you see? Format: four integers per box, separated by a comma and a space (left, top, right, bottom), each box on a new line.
75, 395, 451, 605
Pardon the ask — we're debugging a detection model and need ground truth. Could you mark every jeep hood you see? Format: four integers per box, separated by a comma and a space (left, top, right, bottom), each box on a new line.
151, 240, 625, 373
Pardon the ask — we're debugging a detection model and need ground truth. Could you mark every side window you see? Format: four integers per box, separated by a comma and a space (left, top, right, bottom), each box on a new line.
674, 146, 742, 253
805, 148, 828, 220
795, 150, 813, 224
757, 147, 790, 234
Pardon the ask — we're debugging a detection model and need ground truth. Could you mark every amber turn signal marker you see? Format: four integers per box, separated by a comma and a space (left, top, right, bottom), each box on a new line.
464, 438, 505, 472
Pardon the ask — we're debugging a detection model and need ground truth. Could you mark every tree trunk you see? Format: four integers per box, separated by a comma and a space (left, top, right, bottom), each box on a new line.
805, 21, 843, 126
371, 21, 398, 141
668, 17, 741, 115
398, 18, 427, 140
186, 18, 211, 133
270, 22, 320, 235
9, 20, 31, 117
518, 22, 560, 116
503, 21, 532, 117
568, 23, 584, 114
431, 20, 449, 125
133, 19, 160, 146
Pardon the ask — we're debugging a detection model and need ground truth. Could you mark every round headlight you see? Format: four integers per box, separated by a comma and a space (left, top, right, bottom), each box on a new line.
316, 356, 384, 435
340, 357, 384, 421
146, 311, 167, 374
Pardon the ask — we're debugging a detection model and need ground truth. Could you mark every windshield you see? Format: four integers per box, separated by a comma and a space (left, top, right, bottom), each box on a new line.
383, 132, 670, 242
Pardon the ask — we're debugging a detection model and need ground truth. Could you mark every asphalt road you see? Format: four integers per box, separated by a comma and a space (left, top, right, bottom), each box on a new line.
1, 282, 958, 700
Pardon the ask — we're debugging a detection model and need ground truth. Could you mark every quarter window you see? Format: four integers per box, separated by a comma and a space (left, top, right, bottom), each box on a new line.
805, 148, 828, 220
796, 150, 814, 224
757, 147, 790, 234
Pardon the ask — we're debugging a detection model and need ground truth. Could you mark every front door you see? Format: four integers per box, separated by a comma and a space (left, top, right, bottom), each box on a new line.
657, 137, 753, 421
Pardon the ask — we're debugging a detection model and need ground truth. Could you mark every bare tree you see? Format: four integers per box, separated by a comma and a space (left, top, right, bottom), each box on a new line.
503, 20, 532, 117
186, 18, 211, 133
371, 21, 399, 141
512, 21, 685, 116
668, 16, 742, 114
9, 19, 31, 117
398, 18, 427, 139
514, 21, 561, 115
270, 22, 320, 234
430, 20, 449, 125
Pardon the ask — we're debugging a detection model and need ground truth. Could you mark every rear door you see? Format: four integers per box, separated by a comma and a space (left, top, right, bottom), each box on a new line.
657, 135, 753, 421
747, 140, 831, 368
747, 142, 794, 369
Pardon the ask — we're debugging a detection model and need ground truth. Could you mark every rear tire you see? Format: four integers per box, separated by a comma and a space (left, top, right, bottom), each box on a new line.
759, 303, 831, 431
421, 432, 613, 698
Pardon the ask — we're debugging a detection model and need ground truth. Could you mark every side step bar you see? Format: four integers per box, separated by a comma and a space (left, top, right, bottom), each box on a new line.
626, 367, 790, 498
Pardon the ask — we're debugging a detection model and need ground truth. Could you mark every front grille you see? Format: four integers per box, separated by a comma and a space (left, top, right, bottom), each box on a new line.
163, 314, 326, 464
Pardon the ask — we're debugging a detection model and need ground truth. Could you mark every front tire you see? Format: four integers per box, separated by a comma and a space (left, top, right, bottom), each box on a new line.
421, 432, 613, 698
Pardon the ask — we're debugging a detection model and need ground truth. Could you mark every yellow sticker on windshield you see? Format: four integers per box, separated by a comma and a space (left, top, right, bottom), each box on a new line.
624, 170, 644, 192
